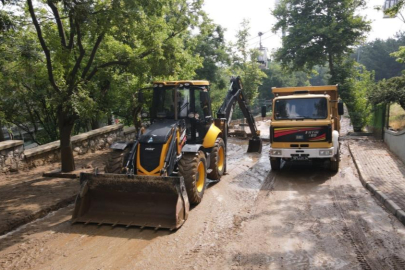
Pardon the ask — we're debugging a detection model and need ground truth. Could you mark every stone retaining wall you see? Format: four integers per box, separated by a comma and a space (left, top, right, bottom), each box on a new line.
0, 140, 26, 173
0, 125, 137, 173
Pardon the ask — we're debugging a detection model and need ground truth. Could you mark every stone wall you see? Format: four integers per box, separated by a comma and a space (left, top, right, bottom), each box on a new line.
0, 124, 137, 173
384, 128, 405, 164
0, 140, 26, 173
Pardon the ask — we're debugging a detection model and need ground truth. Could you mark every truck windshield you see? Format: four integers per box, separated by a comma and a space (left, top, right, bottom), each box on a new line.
274, 98, 328, 120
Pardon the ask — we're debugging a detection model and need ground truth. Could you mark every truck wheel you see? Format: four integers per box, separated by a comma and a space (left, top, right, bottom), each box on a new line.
208, 137, 226, 180
104, 149, 130, 174
330, 151, 340, 172
179, 151, 207, 205
270, 157, 281, 170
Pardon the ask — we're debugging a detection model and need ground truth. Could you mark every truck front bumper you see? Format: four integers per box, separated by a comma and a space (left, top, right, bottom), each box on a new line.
269, 147, 335, 159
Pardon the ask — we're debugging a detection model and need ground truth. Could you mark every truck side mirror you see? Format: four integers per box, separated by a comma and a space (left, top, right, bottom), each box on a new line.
261, 105, 267, 118
338, 102, 344, 115
138, 91, 144, 103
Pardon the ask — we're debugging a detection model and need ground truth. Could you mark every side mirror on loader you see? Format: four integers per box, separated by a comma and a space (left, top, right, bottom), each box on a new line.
338, 101, 344, 115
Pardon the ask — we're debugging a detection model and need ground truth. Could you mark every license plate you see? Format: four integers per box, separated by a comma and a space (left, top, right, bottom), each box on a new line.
292, 155, 308, 161
296, 135, 304, 140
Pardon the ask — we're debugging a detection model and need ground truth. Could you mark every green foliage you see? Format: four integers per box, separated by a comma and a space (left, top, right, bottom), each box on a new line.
1, 0, 212, 150
309, 65, 330, 86
229, 20, 267, 105
193, 22, 230, 87
352, 33, 405, 81
391, 45, 405, 64
349, 64, 374, 130
369, 75, 405, 111
330, 61, 374, 131
257, 62, 310, 101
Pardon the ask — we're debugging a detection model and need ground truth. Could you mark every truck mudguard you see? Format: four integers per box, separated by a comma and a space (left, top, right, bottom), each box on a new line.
332, 130, 339, 155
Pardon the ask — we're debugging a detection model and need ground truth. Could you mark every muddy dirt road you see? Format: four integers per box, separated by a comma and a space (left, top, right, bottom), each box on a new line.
1, 120, 405, 270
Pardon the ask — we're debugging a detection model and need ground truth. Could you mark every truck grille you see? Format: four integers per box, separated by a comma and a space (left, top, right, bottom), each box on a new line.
271, 126, 330, 142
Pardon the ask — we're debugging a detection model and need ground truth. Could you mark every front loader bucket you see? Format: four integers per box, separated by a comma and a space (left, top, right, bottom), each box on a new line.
247, 138, 262, 153
72, 173, 189, 230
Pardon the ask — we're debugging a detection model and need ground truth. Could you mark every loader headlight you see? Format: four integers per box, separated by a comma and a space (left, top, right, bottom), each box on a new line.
319, 150, 332, 156
270, 150, 282, 155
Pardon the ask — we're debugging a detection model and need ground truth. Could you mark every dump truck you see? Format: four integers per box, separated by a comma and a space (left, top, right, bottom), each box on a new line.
269, 85, 344, 171
72, 76, 262, 230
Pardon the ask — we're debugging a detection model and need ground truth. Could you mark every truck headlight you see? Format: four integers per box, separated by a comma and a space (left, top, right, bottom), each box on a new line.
270, 150, 282, 155
319, 150, 332, 156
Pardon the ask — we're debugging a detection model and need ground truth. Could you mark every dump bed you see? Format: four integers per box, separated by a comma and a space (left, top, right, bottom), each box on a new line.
272, 85, 338, 101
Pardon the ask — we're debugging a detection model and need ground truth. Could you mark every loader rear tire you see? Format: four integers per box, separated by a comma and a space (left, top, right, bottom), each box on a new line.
104, 149, 130, 174
208, 137, 226, 180
179, 151, 207, 205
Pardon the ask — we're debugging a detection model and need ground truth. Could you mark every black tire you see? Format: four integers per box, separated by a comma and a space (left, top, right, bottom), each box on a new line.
178, 151, 207, 205
270, 157, 281, 171
208, 137, 226, 180
330, 150, 340, 172
104, 149, 130, 174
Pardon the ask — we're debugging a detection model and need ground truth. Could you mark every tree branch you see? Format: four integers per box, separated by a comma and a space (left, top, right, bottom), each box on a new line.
67, 12, 75, 49
27, 0, 60, 94
81, 32, 105, 79
68, 21, 85, 92
47, 0, 67, 48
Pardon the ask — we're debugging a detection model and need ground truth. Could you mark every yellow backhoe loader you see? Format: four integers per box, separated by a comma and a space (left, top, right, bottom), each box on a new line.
72, 76, 262, 230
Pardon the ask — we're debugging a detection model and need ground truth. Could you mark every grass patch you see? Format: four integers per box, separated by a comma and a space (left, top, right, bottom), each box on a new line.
389, 103, 405, 131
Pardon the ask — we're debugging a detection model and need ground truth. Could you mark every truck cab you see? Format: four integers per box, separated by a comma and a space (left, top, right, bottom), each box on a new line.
269, 85, 344, 171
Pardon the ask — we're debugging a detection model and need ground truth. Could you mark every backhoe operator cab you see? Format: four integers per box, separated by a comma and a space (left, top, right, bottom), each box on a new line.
269, 85, 344, 172
138, 81, 214, 146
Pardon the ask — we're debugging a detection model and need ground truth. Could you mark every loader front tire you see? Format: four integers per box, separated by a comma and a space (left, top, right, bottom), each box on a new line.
104, 149, 130, 174
208, 137, 226, 180
179, 150, 207, 205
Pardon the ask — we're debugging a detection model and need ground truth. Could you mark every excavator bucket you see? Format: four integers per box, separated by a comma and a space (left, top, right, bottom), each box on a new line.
247, 138, 262, 153
71, 173, 189, 230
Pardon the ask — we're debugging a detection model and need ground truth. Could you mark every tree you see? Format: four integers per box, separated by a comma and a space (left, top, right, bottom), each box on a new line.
272, 0, 370, 77
193, 22, 230, 87
369, 76, 405, 110
12, 0, 206, 172
352, 33, 405, 81
230, 20, 266, 104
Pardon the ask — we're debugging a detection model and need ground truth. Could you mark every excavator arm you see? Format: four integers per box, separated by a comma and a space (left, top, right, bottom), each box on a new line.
217, 76, 262, 153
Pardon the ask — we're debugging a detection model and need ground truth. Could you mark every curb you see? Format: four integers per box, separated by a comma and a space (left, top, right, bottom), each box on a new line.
348, 143, 405, 226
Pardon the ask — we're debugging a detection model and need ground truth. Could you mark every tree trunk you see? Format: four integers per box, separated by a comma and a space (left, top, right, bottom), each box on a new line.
328, 53, 334, 81
0, 119, 5, 142
58, 112, 75, 172
91, 117, 100, 130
